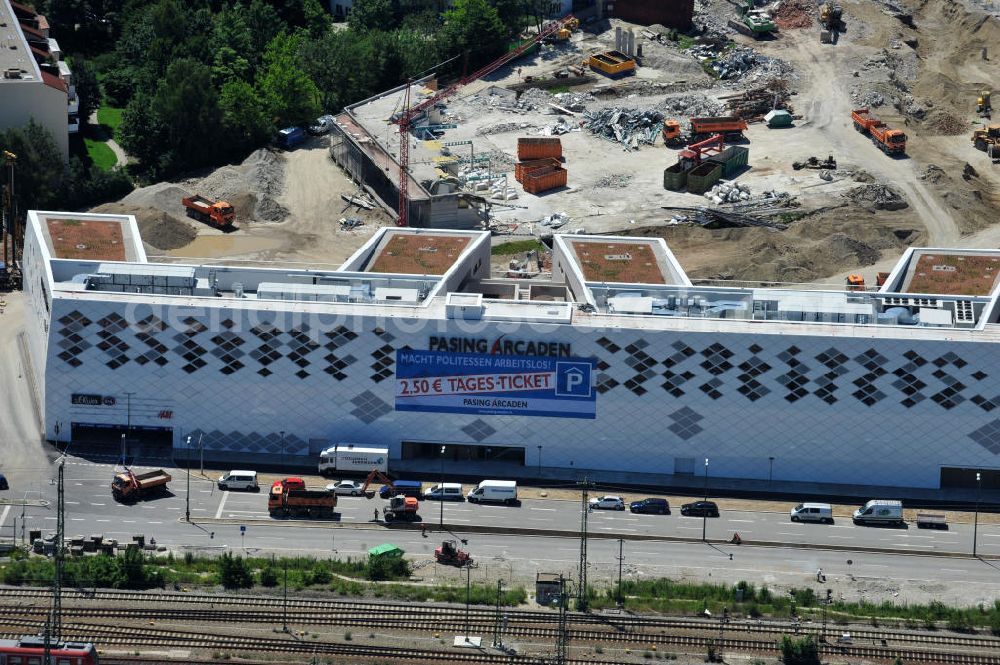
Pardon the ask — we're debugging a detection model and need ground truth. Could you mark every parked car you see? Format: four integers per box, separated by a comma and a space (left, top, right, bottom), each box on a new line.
423, 483, 464, 501
326, 480, 365, 496
308, 114, 336, 135
680, 501, 719, 517
629, 497, 670, 514
589, 495, 625, 510
217, 470, 259, 492
0, 472, 7, 490
790, 502, 833, 524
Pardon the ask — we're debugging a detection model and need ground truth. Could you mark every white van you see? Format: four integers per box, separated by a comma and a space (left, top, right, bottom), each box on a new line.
790, 502, 833, 524
467, 480, 518, 505
853, 499, 904, 526
218, 470, 259, 491
424, 483, 464, 501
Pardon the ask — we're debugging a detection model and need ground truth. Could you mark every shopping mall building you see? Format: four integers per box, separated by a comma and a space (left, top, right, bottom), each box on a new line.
22, 210, 1000, 489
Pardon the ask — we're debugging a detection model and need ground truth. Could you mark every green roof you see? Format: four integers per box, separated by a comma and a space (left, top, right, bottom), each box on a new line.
368, 543, 404, 558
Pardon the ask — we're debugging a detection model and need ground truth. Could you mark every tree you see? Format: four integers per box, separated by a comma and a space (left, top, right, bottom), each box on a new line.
348, 0, 394, 32
0, 121, 65, 211
219, 79, 272, 150
491, 0, 527, 37
117, 91, 170, 174
151, 58, 223, 169
778, 636, 820, 665
258, 562, 279, 587
70, 56, 102, 123
218, 552, 254, 589
256, 33, 322, 126
439, 0, 507, 71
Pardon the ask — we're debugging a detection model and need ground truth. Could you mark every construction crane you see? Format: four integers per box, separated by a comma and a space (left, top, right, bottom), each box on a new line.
392, 15, 578, 226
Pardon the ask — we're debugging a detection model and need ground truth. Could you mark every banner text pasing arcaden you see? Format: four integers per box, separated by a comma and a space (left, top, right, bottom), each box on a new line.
394, 350, 597, 419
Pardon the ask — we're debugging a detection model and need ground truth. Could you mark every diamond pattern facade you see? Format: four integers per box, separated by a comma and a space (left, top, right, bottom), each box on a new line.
37, 296, 1000, 489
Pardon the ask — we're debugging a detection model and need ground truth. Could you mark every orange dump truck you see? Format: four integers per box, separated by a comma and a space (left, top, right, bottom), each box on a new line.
851, 109, 906, 155
112, 469, 171, 502
689, 116, 748, 140
181, 194, 236, 228
268, 478, 336, 518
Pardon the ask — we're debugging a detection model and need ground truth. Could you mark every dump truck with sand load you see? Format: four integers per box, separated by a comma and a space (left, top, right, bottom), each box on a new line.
851, 109, 906, 155
181, 194, 236, 229
268, 477, 337, 518
112, 469, 171, 502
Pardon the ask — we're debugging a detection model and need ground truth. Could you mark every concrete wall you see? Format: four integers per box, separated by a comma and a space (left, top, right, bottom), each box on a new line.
607, 0, 694, 30
39, 292, 1000, 489
0, 80, 68, 162
21, 215, 52, 407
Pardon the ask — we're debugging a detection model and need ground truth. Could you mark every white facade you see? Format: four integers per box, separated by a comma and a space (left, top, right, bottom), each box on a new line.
22, 210, 1000, 490
0, 0, 73, 160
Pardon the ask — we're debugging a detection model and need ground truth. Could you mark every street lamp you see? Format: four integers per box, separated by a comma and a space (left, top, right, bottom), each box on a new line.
185, 436, 191, 523
537, 445, 543, 476
974, 471, 982, 557
439, 445, 446, 529
768, 456, 775, 483
702, 458, 710, 542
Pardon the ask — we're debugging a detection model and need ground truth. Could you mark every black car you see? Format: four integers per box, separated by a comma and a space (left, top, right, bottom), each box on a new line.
630, 498, 670, 514
680, 500, 719, 517
0, 472, 7, 490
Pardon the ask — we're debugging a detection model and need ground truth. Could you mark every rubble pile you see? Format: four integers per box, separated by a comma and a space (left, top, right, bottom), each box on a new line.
704, 182, 752, 204
539, 212, 571, 229
584, 107, 665, 149
594, 173, 633, 188
477, 121, 537, 136
850, 88, 886, 108
518, 88, 554, 111
773, 0, 814, 30
845, 183, 909, 210
661, 94, 726, 118
539, 116, 577, 136
708, 46, 761, 80
552, 91, 595, 111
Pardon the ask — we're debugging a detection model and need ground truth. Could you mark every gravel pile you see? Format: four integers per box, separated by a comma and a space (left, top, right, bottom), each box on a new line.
197, 149, 288, 222
594, 173, 633, 188
773, 0, 814, 29
477, 122, 537, 136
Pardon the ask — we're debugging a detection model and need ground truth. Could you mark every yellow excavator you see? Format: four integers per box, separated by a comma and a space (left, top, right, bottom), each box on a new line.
977, 90, 992, 118
971, 123, 1000, 156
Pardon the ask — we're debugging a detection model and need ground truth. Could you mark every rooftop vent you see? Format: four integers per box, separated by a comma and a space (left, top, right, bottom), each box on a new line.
3, 67, 22, 78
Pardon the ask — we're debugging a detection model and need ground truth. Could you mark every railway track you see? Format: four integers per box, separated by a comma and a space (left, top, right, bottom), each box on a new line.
2, 616, 999, 665
1, 604, 999, 654
3, 587, 999, 663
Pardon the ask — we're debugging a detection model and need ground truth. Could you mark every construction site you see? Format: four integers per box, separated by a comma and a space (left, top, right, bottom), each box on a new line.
80, 0, 1000, 289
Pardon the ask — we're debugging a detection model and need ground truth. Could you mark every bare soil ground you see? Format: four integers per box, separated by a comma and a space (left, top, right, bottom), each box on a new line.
92, 0, 1000, 289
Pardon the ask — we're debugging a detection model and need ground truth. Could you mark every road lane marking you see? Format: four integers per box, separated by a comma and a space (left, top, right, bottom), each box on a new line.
776, 532, 803, 536
65, 501, 80, 505
214, 492, 229, 519
96, 519, 110, 523
529, 507, 556, 511
90, 503, 106, 506
70, 518, 84, 521
828, 535, 854, 539
0, 506, 9, 530
727, 519, 754, 523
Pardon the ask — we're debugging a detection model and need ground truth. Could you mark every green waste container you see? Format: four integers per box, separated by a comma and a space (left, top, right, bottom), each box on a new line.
686, 162, 723, 194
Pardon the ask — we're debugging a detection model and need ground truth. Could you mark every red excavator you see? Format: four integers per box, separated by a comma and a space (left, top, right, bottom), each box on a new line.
435, 540, 473, 566
360, 469, 396, 499
678, 134, 725, 171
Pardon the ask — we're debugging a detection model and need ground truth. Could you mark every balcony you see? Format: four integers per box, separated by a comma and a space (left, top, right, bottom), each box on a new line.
68, 115, 79, 134
67, 85, 78, 115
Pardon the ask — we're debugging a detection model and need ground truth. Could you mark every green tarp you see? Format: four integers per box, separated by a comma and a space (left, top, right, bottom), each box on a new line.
368, 543, 404, 558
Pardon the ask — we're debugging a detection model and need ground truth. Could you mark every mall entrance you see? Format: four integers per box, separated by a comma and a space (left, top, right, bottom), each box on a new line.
401, 441, 526, 465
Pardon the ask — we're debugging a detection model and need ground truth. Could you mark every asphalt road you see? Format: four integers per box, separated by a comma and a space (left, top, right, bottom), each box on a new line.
6, 453, 1000, 560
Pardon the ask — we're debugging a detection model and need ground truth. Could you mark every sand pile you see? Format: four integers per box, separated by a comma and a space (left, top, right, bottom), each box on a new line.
89, 202, 196, 250
773, 0, 814, 30
195, 149, 289, 223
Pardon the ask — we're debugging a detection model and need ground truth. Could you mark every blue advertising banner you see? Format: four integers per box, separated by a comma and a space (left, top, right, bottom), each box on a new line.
395, 350, 596, 419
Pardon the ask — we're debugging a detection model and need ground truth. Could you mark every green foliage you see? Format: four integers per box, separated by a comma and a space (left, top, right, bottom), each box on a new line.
778, 636, 820, 665
152, 58, 222, 167
491, 239, 545, 255
258, 563, 279, 587
101, 66, 139, 107
366, 554, 411, 581
0, 121, 65, 209
217, 552, 254, 590
97, 106, 125, 137
440, 0, 507, 72
220, 80, 273, 150
118, 92, 169, 175
348, 0, 394, 32
257, 33, 322, 127
71, 56, 102, 123
82, 140, 118, 171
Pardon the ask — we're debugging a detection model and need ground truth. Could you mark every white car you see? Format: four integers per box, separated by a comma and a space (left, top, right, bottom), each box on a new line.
589, 495, 625, 510
325, 480, 365, 496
